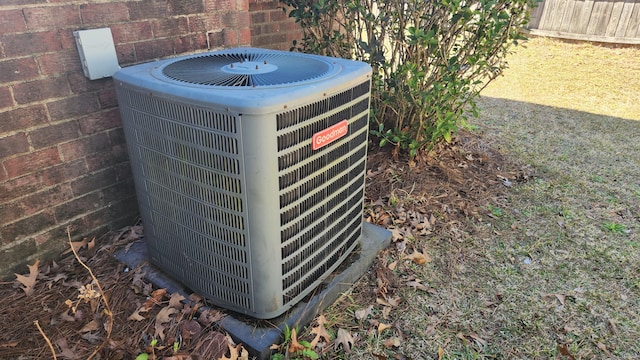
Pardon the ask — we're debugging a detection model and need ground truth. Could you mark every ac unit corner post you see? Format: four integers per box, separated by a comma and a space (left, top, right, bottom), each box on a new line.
113, 48, 372, 319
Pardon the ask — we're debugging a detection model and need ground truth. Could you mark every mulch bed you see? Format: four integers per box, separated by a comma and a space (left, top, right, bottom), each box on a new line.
0, 130, 528, 359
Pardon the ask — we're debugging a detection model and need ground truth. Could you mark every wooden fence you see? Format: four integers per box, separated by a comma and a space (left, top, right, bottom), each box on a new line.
527, 0, 640, 44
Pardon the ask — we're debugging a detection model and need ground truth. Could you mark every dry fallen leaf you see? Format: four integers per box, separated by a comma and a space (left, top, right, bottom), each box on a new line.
128, 306, 148, 321
55, 337, 79, 359
403, 248, 431, 265
79, 320, 100, 333
377, 322, 392, 333
334, 328, 354, 353
596, 342, 611, 356
14, 259, 40, 297
382, 336, 400, 348
557, 343, 576, 360
145, 288, 167, 310
219, 342, 249, 360
309, 315, 332, 347
169, 292, 186, 308
355, 305, 373, 320
288, 327, 305, 353
155, 306, 178, 341
181, 319, 202, 340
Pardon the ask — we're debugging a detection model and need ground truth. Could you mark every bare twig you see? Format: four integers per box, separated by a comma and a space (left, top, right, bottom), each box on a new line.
34, 320, 57, 360
67, 227, 113, 360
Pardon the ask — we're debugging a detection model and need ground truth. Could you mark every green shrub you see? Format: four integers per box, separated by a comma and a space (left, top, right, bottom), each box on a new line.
282, 0, 536, 157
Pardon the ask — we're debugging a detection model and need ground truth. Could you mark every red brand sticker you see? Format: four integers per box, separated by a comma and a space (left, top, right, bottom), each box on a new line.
312, 120, 349, 150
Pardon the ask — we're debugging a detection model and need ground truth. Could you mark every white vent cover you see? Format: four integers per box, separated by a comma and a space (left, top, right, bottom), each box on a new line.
114, 48, 372, 319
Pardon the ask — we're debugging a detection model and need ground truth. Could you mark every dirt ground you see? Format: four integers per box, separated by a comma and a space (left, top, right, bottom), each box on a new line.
0, 124, 520, 359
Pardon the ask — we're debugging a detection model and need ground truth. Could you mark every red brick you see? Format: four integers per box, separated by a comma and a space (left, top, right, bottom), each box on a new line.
206, 0, 234, 12
262, 22, 279, 34
134, 38, 175, 61
0, 132, 29, 158
46, 93, 101, 121
173, 36, 196, 54
59, 132, 110, 161
250, 25, 262, 37
269, 9, 287, 22
39, 159, 87, 186
3, 0, 47, 5
239, 28, 251, 46
193, 33, 209, 50
1, 184, 74, 224
1, 31, 62, 57
67, 72, 113, 93
128, 0, 169, 20
79, 3, 129, 24
58, 29, 77, 50
83, 196, 138, 228
54, 191, 102, 223
220, 11, 240, 28
115, 43, 136, 65
190, 14, 221, 32
207, 30, 224, 49
0, 58, 39, 83
0, 202, 22, 225
223, 29, 239, 46
236, 0, 249, 11
23, 5, 81, 31
0, 173, 41, 203
98, 88, 118, 109
70, 168, 116, 195
13, 77, 71, 105
0, 105, 48, 134
0, 9, 27, 34
168, 0, 205, 15
114, 162, 132, 181
152, 17, 190, 38
37, 51, 83, 76
86, 144, 128, 172
3, 147, 61, 178
108, 128, 125, 146
33, 217, 85, 246
101, 179, 136, 202
251, 11, 267, 25
78, 109, 121, 135
1, 211, 56, 243
0, 87, 14, 109
29, 120, 80, 149
111, 21, 153, 43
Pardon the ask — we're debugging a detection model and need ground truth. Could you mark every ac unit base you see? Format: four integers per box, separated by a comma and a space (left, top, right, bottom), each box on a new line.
114, 222, 391, 360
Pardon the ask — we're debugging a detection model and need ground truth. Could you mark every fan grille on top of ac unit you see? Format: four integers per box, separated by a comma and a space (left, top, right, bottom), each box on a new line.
162, 52, 335, 87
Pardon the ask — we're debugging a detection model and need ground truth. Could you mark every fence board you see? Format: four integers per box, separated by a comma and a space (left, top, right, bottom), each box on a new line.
626, 1, 640, 37
605, 1, 626, 37
586, 1, 614, 35
528, 0, 640, 44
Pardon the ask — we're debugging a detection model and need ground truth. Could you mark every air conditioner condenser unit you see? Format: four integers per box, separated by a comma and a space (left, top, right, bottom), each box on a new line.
114, 48, 372, 319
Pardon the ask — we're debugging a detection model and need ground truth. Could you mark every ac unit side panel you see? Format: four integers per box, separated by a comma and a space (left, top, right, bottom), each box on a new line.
116, 86, 256, 313
272, 79, 371, 316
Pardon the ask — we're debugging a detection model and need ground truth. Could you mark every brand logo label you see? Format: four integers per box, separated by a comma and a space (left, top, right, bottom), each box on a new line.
312, 120, 349, 150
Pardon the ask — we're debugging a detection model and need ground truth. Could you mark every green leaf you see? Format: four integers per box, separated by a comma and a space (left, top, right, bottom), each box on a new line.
135, 354, 149, 360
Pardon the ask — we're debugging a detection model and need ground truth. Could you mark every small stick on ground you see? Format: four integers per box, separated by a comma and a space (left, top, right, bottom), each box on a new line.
34, 320, 57, 360
67, 227, 113, 360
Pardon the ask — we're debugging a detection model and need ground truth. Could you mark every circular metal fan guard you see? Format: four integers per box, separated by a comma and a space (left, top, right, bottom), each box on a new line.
162, 51, 335, 87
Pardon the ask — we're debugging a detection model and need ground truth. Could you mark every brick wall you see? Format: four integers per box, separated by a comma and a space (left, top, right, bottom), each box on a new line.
0, 0, 261, 276
249, 0, 300, 50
